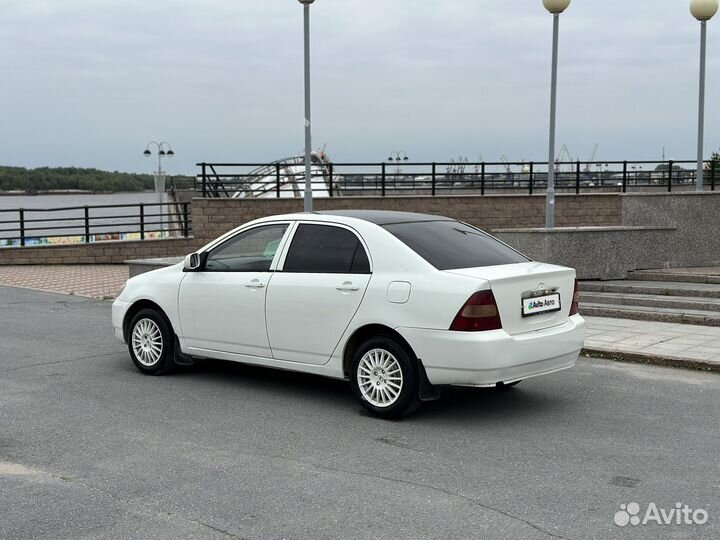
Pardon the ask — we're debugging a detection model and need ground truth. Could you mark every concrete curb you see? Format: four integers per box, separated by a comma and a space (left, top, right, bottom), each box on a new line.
580, 305, 720, 327
581, 347, 720, 374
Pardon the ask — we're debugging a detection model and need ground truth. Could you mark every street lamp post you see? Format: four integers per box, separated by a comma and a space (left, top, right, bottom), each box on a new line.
691, 0, 718, 191
388, 151, 409, 176
542, 0, 571, 229
143, 141, 174, 236
299, 0, 316, 212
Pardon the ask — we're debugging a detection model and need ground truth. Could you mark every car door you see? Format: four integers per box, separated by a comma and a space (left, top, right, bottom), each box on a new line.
265, 222, 372, 365
178, 222, 291, 358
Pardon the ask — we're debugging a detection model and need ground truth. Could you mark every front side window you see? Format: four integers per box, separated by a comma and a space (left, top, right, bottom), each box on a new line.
205, 224, 288, 272
383, 220, 529, 270
283, 224, 370, 274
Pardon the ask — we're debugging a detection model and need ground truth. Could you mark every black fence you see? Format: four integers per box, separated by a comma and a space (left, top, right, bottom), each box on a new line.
197, 160, 718, 198
0, 202, 192, 247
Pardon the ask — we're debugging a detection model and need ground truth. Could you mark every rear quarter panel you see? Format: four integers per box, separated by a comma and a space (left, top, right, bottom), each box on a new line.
331, 223, 485, 360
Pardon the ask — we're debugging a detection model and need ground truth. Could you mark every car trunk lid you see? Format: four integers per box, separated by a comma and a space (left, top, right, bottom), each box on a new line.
446, 262, 576, 335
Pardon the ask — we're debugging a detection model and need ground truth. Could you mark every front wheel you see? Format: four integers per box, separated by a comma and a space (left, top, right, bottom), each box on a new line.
127, 309, 175, 375
350, 336, 420, 419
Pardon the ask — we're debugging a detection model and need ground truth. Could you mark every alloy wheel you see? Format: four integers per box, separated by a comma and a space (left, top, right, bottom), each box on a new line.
357, 348, 404, 408
131, 318, 164, 367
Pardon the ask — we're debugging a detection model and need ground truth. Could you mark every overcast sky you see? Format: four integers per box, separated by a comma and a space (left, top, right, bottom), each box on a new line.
1, 0, 719, 174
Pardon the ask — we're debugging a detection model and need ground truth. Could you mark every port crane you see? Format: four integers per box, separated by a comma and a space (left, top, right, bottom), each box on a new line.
500, 155, 513, 174
583, 144, 599, 172
555, 145, 573, 173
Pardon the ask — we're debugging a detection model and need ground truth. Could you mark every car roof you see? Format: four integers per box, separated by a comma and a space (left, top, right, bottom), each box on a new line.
314, 210, 454, 226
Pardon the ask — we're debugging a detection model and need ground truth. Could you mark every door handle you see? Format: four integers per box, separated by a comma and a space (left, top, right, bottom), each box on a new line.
336, 282, 360, 292
245, 279, 266, 289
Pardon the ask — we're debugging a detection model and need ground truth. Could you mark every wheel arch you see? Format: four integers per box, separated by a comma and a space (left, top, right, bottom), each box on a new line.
342, 324, 417, 377
123, 299, 172, 342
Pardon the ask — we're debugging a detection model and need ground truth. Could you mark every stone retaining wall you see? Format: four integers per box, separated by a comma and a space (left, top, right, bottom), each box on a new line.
622, 192, 720, 269
494, 227, 676, 280
2, 193, 716, 276
0, 238, 193, 266
191, 194, 622, 245
495, 192, 720, 279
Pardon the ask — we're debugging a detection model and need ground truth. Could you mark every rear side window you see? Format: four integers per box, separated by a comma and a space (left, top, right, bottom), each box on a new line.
284, 224, 370, 274
383, 221, 528, 270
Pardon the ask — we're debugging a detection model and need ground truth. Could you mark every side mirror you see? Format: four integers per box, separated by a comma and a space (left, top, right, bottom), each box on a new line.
183, 252, 202, 271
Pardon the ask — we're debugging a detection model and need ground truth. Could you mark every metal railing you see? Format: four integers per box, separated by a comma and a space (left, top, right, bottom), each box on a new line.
0, 202, 192, 247
197, 160, 718, 198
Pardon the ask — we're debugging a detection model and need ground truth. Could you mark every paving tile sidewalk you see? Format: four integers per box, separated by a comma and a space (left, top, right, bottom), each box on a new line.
0, 265, 128, 299
583, 315, 720, 372
0, 265, 718, 373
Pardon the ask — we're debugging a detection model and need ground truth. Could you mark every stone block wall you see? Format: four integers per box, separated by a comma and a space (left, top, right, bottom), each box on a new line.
0, 238, 193, 266
191, 194, 623, 245
621, 192, 720, 269
10, 192, 707, 272
494, 192, 720, 279
494, 227, 675, 280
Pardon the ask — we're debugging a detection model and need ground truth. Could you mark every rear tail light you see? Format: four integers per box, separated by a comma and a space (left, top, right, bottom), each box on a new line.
450, 290, 502, 332
569, 279, 580, 316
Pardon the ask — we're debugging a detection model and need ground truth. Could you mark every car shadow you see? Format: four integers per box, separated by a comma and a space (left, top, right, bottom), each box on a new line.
410, 385, 574, 425
179, 358, 352, 401
169, 359, 572, 424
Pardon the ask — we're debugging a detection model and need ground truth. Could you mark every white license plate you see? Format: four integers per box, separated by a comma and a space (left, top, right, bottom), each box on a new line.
522, 293, 561, 317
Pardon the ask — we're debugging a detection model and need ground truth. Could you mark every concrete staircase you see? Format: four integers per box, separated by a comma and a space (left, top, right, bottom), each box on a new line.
579, 268, 720, 326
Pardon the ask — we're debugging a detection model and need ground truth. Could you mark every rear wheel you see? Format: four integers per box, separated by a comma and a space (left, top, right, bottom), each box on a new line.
350, 336, 420, 419
127, 309, 175, 375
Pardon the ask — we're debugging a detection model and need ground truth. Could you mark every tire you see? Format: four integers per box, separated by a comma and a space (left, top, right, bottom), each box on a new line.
127, 308, 175, 375
350, 336, 420, 419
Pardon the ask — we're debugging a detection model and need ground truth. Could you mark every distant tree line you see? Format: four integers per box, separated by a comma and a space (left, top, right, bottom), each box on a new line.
0, 166, 195, 193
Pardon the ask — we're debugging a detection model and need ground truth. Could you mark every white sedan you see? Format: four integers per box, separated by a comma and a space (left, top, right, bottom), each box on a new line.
112, 211, 585, 418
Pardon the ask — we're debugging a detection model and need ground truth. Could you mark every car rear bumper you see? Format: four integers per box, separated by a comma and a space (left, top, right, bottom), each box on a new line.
112, 299, 130, 343
396, 315, 585, 386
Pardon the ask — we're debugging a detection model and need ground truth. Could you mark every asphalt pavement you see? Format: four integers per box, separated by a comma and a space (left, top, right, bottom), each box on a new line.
1, 285, 719, 540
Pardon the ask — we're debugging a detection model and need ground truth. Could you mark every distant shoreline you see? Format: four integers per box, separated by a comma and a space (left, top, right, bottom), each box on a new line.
0, 190, 160, 196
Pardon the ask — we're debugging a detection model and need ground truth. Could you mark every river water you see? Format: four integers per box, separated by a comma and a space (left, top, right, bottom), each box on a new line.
0, 192, 171, 246
0, 192, 166, 211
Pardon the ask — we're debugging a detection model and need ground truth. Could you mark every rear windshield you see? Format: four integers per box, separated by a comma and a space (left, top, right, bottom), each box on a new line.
383, 220, 529, 270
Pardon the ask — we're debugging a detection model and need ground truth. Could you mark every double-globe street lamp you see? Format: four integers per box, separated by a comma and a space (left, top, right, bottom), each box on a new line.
388, 151, 410, 176
543, 0, 571, 229
299, 0, 315, 212
690, 0, 718, 191
143, 141, 174, 235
